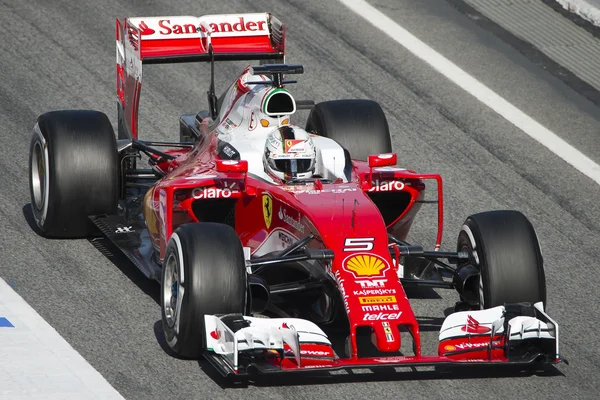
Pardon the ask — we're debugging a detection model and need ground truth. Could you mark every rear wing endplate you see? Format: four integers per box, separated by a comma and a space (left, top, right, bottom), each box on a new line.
116, 13, 285, 139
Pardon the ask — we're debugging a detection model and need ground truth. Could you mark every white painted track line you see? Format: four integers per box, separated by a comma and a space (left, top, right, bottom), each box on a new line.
339, 0, 600, 186
557, 0, 600, 26
0, 279, 124, 400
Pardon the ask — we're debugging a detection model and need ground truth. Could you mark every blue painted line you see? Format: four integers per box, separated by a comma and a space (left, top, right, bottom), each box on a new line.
0, 317, 14, 327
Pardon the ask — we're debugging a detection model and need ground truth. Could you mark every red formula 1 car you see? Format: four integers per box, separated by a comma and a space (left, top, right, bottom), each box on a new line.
28, 12, 563, 376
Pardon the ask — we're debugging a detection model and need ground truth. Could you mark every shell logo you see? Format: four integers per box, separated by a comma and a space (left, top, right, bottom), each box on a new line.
444, 345, 456, 352
343, 253, 389, 278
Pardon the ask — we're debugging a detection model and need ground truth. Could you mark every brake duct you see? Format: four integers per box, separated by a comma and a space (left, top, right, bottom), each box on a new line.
248, 275, 270, 314
453, 265, 480, 305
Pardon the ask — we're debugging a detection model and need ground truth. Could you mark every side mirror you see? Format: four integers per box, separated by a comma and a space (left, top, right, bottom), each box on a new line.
216, 159, 248, 173
368, 153, 397, 168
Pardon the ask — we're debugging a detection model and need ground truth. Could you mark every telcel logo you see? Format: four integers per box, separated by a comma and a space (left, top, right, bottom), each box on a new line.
368, 180, 405, 192
363, 311, 402, 321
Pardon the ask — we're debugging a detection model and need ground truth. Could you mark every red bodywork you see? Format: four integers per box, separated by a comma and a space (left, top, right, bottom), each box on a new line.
142, 130, 456, 363
115, 13, 536, 371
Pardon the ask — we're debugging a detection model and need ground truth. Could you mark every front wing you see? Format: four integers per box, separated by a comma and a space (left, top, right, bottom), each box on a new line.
203, 302, 562, 377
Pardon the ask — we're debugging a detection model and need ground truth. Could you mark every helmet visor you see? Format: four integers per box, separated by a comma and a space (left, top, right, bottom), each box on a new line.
269, 158, 314, 175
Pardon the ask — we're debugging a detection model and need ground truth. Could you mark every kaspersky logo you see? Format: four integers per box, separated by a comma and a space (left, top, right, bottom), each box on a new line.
342, 253, 390, 278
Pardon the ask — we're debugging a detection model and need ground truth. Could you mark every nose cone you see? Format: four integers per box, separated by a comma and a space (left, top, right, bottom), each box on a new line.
370, 321, 401, 353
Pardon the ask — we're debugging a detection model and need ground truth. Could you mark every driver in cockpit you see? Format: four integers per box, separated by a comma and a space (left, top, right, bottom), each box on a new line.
262, 125, 316, 183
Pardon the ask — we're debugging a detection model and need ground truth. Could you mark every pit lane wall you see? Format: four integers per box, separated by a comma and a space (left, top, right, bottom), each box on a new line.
557, 0, 600, 25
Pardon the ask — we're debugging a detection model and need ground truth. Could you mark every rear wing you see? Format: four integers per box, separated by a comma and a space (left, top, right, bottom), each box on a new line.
116, 13, 285, 139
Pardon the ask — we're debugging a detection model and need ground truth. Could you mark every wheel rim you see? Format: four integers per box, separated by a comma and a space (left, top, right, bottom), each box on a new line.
31, 141, 46, 211
163, 252, 180, 329
478, 274, 485, 310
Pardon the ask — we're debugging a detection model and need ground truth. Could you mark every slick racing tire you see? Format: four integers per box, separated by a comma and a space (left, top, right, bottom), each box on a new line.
457, 210, 546, 309
28, 110, 118, 238
161, 222, 247, 358
305, 99, 392, 161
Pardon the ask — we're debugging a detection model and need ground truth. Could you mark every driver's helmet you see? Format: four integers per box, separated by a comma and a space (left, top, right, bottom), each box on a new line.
263, 125, 316, 182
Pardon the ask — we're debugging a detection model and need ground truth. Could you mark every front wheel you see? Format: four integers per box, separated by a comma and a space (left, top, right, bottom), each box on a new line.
161, 222, 248, 358
456, 210, 546, 309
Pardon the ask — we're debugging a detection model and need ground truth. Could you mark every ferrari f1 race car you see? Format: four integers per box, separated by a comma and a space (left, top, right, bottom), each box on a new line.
28, 12, 563, 376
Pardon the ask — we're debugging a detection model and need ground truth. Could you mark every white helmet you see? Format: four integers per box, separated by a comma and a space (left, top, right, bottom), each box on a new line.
263, 125, 316, 182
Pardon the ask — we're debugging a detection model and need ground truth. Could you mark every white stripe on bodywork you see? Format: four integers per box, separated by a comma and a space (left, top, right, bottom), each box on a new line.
116, 40, 124, 62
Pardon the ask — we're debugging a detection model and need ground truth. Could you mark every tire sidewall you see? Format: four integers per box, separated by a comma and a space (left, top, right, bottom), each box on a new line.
458, 221, 489, 309
29, 123, 51, 231
161, 232, 200, 355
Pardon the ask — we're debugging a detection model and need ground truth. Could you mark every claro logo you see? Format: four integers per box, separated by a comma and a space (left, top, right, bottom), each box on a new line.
192, 187, 232, 199
192, 182, 238, 199
368, 179, 405, 192
139, 17, 267, 36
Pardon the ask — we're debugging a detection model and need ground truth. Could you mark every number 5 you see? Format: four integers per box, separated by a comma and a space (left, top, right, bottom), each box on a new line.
343, 238, 374, 251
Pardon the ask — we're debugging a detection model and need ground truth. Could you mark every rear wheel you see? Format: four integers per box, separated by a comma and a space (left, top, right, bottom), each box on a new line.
161, 222, 247, 358
456, 210, 546, 309
29, 110, 118, 238
305, 99, 392, 160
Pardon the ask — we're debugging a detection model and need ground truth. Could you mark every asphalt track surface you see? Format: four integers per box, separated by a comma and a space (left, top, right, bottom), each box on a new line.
1, 0, 599, 398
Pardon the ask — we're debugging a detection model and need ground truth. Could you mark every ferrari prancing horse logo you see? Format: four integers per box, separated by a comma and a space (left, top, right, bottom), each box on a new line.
262, 193, 273, 229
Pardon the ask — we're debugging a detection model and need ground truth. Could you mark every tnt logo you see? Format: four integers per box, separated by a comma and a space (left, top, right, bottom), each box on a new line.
356, 279, 387, 288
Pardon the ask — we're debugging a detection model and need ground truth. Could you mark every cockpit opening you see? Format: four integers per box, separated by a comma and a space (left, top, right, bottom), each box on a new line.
265, 91, 296, 116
